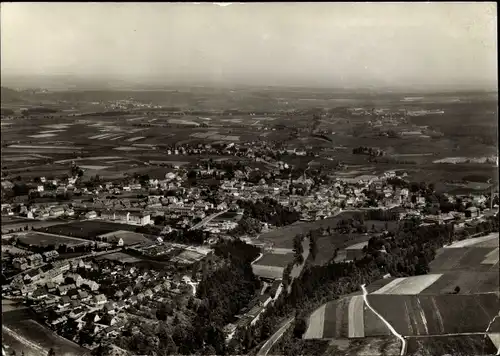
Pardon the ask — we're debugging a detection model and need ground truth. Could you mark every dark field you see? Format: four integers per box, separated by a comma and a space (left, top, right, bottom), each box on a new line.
322, 297, 350, 339
406, 334, 498, 356
419, 271, 499, 295
430, 247, 499, 273
366, 293, 500, 336
17, 231, 91, 247
253, 252, 295, 268
324, 336, 402, 356
39, 220, 139, 240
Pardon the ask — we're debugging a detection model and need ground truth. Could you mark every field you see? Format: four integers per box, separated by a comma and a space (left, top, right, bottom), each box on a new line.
39, 220, 139, 240
419, 271, 499, 295
2, 308, 89, 356
17, 231, 91, 247
323, 337, 401, 356
430, 247, 499, 272
96, 252, 144, 263
366, 293, 500, 336
444, 233, 499, 248
97, 230, 151, 245
371, 274, 443, 295
405, 334, 498, 356
253, 252, 295, 268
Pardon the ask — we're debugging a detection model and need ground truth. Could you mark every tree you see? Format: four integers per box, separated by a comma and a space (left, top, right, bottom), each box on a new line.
454, 286, 461, 294
48, 349, 56, 356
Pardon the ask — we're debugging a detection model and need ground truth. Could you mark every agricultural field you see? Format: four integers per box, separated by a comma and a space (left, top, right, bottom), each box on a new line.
96, 252, 144, 263
16, 231, 91, 247
323, 336, 401, 356
371, 274, 443, 295
366, 293, 500, 336
253, 252, 295, 268
405, 334, 499, 356
419, 271, 499, 295
97, 230, 151, 245
38, 220, 139, 240
429, 247, 499, 272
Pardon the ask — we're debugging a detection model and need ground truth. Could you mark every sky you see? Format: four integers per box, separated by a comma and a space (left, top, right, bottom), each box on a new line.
1, 2, 497, 90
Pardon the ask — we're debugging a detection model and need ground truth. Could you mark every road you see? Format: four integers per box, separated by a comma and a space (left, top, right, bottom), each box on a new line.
256, 317, 294, 356
189, 209, 229, 231
361, 284, 407, 356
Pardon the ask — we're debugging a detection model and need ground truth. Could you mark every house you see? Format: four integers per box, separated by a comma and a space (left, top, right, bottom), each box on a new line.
78, 290, 91, 302
27, 254, 43, 267
13, 257, 29, 270
50, 206, 65, 217
85, 211, 97, 219
94, 294, 107, 305
42, 250, 59, 262
465, 206, 480, 219
104, 302, 117, 314
114, 290, 124, 299
31, 287, 48, 300
137, 292, 145, 301
144, 289, 153, 299
59, 296, 71, 308
68, 289, 80, 300
129, 212, 151, 226
128, 296, 138, 305
58, 284, 76, 295
46, 281, 57, 293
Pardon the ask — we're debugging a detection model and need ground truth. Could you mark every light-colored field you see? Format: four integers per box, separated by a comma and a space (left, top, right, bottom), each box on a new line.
126, 136, 145, 142
113, 146, 141, 151
109, 135, 124, 141
482, 248, 499, 265
373, 274, 443, 295
2, 156, 41, 162
96, 252, 143, 263
348, 295, 365, 338
106, 159, 131, 164
89, 133, 109, 139
445, 233, 499, 248
303, 304, 326, 339
79, 165, 110, 170
8, 145, 82, 150
268, 248, 294, 255
41, 124, 72, 129
55, 156, 122, 164
489, 333, 500, 351
346, 241, 369, 250
168, 118, 200, 126
28, 133, 57, 138
39, 130, 66, 134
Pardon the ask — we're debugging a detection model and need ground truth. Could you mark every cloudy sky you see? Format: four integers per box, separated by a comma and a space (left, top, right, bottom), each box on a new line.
1, 2, 497, 90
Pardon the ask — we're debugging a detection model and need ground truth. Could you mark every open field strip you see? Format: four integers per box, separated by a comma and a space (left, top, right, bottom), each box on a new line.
41, 124, 72, 129
96, 133, 115, 140
79, 165, 111, 170
39, 130, 66, 134
28, 133, 57, 138
348, 295, 365, 338
304, 304, 326, 339
8, 145, 82, 150
55, 156, 122, 164
126, 136, 145, 142
269, 248, 294, 254
372, 274, 443, 295
482, 248, 499, 265
109, 135, 124, 141
489, 333, 500, 354
445, 233, 499, 248
3, 325, 46, 355
89, 133, 109, 139
106, 159, 131, 164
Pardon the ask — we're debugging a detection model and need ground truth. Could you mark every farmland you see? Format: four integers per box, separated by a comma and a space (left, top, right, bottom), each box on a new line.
405, 334, 499, 356
38, 220, 140, 240
97, 230, 151, 245
253, 252, 295, 268
366, 293, 500, 336
96, 251, 144, 263
16, 231, 91, 247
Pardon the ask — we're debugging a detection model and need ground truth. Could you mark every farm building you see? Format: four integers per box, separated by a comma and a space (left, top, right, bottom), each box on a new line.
344, 241, 368, 261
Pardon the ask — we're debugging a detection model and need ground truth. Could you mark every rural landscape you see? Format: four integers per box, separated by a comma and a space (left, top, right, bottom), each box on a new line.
1, 3, 498, 356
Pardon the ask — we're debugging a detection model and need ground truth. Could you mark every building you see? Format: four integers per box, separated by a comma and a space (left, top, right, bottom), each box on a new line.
129, 212, 151, 226
42, 250, 59, 262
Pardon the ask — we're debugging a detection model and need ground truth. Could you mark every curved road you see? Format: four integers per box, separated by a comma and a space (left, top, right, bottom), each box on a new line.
256, 317, 294, 356
361, 284, 407, 356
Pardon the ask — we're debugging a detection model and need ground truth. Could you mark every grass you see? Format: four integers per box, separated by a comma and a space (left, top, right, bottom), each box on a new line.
366, 294, 499, 336
40, 220, 138, 240
18, 231, 91, 247
430, 247, 499, 272
96, 252, 144, 263
406, 334, 498, 356
419, 271, 499, 295
253, 252, 295, 268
